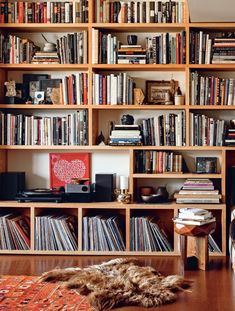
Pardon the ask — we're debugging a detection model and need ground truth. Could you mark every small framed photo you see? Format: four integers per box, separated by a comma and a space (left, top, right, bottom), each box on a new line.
145, 79, 178, 105
196, 157, 217, 173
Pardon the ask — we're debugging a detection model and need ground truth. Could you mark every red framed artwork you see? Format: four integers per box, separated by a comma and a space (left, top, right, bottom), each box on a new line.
49, 153, 91, 189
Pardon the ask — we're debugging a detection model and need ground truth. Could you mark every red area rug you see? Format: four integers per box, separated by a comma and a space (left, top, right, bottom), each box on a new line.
0, 275, 91, 310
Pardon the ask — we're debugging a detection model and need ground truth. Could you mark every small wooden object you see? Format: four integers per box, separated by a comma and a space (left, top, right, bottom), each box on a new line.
174, 222, 216, 270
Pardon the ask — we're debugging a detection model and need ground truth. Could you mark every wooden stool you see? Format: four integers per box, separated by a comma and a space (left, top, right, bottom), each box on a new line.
174, 222, 216, 271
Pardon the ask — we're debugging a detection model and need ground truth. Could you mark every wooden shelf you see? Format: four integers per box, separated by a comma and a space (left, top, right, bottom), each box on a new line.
92, 64, 186, 71
91, 105, 186, 110
190, 22, 235, 30
0, 64, 89, 71
93, 23, 186, 32
0, 23, 89, 32
132, 173, 222, 179
189, 64, 235, 70
189, 106, 235, 110
0, 104, 90, 110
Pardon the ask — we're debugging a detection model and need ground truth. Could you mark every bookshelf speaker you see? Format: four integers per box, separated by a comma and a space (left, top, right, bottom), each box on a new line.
0, 172, 25, 200
95, 174, 116, 202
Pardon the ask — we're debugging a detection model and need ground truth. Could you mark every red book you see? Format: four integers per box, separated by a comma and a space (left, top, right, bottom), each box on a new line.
18, 2, 24, 23
50, 153, 91, 189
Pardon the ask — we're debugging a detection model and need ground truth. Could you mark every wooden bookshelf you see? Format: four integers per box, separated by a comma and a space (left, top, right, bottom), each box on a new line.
0, 0, 229, 256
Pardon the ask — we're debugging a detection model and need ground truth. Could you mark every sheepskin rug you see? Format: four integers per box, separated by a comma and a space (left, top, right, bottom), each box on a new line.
40, 258, 191, 310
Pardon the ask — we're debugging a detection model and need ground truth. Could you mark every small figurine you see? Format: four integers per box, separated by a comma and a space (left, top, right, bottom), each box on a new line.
97, 131, 106, 145
4, 80, 16, 97
134, 88, 145, 105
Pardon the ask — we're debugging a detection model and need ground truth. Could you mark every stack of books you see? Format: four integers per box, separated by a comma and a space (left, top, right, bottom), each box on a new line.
224, 128, 235, 146
31, 52, 60, 64
0, 213, 30, 250
212, 38, 235, 64
96, 1, 185, 23
130, 216, 173, 252
82, 216, 125, 251
135, 151, 184, 174
174, 179, 221, 204
92, 72, 134, 105
173, 208, 216, 226
35, 214, 78, 251
117, 45, 146, 64
190, 72, 235, 106
109, 124, 142, 146
190, 113, 225, 146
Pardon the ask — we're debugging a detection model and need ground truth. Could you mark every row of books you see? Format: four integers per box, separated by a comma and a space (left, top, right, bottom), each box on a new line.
0, 32, 87, 64
146, 31, 186, 64
0, 34, 38, 64
190, 72, 235, 106
56, 31, 88, 64
190, 113, 225, 146
92, 72, 134, 105
190, 31, 212, 64
35, 215, 78, 251
134, 151, 183, 174
0, 213, 30, 250
92, 30, 186, 64
130, 217, 173, 252
96, 0, 185, 24
109, 124, 142, 146
141, 112, 186, 146
174, 180, 221, 204
0, 111, 88, 146
83, 216, 125, 251
0, 1, 88, 24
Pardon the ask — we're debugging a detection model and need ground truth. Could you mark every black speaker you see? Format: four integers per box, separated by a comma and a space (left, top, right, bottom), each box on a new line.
0, 172, 25, 200
95, 174, 116, 202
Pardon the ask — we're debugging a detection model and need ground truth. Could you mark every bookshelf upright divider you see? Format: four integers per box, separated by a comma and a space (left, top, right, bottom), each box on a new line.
0, 0, 228, 256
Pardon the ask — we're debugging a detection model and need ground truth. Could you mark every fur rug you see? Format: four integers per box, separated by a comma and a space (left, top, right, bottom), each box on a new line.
40, 258, 191, 311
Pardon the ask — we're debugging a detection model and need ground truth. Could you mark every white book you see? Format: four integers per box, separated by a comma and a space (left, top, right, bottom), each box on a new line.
146, 1, 150, 23
134, 2, 138, 23
75, 74, 81, 105
92, 29, 99, 64
154, 116, 160, 146
62, 77, 68, 105
179, 208, 210, 215
65, 3, 70, 23
96, 0, 100, 22
107, 75, 111, 105
199, 31, 203, 64
174, 217, 216, 226
107, 34, 111, 64
178, 212, 212, 220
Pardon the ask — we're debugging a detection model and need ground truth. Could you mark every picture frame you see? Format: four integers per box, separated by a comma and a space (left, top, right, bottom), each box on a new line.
195, 157, 217, 173
145, 79, 178, 105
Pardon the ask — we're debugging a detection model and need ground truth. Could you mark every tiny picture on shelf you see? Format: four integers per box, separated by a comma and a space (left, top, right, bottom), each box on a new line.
40, 79, 62, 105
145, 79, 178, 105
195, 157, 217, 174
49, 153, 91, 189
23, 74, 49, 102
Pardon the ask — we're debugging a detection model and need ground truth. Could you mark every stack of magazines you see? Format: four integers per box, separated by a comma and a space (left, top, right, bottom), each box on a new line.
173, 208, 216, 226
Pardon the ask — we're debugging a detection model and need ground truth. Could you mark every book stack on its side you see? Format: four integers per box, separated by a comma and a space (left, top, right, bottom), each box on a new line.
96, 1, 185, 24
35, 215, 78, 251
190, 113, 225, 146
190, 72, 235, 106
130, 217, 173, 252
57, 32, 88, 64
224, 128, 235, 146
109, 124, 142, 146
212, 38, 235, 64
92, 72, 134, 105
0, 213, 30, 250
146, 31, 186, 64
174, 179, 221, 204
82, 216, 125, 251
0, 1, 88, 23
0, 34, 39, 64
173, 208, 216, 226
92, 29, 120, 64
135, 151, 184, 174
117, 45, 146, 64
0, 110, 88, 146
31, 52, 60, 64
141, 111, 186, 146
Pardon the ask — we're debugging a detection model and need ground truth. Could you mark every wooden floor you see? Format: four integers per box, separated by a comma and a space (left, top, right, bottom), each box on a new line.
0, 255, 234, 311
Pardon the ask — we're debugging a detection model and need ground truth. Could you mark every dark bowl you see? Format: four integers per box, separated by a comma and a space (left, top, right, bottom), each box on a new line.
141, 194, 168, 204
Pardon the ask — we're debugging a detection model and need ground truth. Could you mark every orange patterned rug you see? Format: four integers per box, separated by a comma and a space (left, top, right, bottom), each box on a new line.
0, 275, 91, 310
